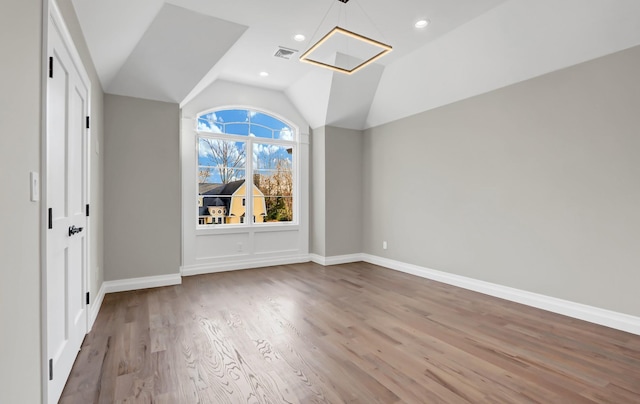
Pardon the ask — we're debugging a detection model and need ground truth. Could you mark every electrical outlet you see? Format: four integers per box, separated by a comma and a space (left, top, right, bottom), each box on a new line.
237, 242, 243, 252
382, 241, 387, 250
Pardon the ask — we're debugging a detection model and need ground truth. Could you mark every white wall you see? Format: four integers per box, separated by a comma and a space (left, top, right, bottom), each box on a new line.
363, 45, 640, 317
104, 94, 180, 281
181, 80, 310, 274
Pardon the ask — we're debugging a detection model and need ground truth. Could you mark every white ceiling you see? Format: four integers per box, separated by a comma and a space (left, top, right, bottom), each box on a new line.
71, 0, 640, 130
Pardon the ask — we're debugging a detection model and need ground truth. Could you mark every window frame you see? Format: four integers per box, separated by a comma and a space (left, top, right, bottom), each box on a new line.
195, 107, 299, 231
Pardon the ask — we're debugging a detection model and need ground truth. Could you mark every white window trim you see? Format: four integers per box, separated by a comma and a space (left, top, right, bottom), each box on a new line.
195, 108, 300, 233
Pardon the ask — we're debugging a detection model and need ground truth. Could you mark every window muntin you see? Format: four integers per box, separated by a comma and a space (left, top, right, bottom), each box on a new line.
198, 109, 294, 140
197, 108, 296, 227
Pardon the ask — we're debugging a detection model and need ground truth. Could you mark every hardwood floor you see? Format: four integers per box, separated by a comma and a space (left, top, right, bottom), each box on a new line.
60, 262, 640, 403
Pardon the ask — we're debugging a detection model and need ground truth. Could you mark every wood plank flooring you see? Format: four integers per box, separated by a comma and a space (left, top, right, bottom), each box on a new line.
60, 262, 640, 403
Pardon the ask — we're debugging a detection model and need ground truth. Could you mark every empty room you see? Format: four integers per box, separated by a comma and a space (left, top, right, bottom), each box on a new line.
2, 0, 640, 403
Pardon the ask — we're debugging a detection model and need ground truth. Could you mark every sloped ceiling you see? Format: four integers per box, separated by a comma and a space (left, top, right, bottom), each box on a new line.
107, 4, 247, 103
72, 0, 640, 130
366, 0, 640, 128
325, 54, 385, 129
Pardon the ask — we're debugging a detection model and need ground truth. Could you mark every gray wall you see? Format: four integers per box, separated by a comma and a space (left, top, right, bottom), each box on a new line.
104, 94, 180, 281
0, 1, 43, 401
311, 126, 363, 257
325, 127, 363, 256
310, 127, 326, 256
0, 1, 105, 402
363, 45, 640, 317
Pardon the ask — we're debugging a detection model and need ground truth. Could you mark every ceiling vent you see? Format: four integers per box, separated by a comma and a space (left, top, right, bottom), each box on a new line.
274, 47, 298, 60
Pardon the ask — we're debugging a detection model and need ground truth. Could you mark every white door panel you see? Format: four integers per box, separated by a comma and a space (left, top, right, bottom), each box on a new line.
46, 13, 89, 403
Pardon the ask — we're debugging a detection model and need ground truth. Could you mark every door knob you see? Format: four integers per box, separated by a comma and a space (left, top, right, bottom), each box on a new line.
68, 225, 84, 237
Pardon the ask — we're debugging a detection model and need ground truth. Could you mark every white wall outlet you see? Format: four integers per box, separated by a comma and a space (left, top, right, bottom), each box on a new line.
382, 241, 387, 250
30, 172, 39, 202
237, 242, 243, 252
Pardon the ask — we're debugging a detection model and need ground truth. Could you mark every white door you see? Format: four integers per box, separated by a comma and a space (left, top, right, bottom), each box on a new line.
46, 12, 89, 404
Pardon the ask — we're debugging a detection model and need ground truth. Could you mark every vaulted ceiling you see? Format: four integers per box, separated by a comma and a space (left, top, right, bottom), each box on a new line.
71, 0, 640, 130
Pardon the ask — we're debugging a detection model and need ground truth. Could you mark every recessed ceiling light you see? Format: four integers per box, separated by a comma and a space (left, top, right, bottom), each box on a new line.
259, 71, 269, 77
294, 34, 306, 42
415, 19, 429, 29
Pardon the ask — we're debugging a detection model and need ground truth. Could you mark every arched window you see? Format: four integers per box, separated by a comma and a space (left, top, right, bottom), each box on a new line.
196, 108, 296, 227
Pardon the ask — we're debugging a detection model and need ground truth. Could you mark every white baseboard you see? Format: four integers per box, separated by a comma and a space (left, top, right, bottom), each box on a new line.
182, 255, 311, 276
89, 255, 640, 336
102, 273, 182, 294
310, 253, 364, 266
88, 282, 106, 331
361, 254, 640, 336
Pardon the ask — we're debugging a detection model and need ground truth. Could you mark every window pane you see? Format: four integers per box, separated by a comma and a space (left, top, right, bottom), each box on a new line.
198, 137, 247, 226
275, 127, 294, 141
262, 196, 293, 222
197, 115, 224, 133
249, 124, 273, 139
225, 123, 250, 136
198, 167, 245, 184
253, 143, 293, 170
199, 138, 245, 168
253, 143, 294, 223
198, 118, 223, 133
199, 179, 247, 226
200, 111, 224, 124
250, 112, 286, 130
216, 109, 248, 124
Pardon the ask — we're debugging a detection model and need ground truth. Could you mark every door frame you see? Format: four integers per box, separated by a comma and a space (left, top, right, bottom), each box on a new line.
40, 1, 92, 402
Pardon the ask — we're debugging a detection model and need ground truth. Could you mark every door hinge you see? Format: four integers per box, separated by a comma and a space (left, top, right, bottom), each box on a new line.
48, 57, 53, 78
48, 208, 53, 229
86, 292, 90, 305
86, 116, 90, 129
49, 358, 53, 381
86, 204, 90, 217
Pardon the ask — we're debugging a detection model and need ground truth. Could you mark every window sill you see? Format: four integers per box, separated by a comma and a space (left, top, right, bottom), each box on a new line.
195, 223, 300, 236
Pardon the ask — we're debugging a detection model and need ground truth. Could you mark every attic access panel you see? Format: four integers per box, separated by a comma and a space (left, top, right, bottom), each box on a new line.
299, 26, 392, 74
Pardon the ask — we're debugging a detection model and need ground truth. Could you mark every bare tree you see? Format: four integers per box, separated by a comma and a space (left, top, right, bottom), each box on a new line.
254, 156, 293, 221
198, 167, 211, 184
201, 139, 245, 184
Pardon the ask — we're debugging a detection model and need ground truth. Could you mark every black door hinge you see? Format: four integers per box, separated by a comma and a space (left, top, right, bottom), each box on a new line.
49, 358, 53, 381
86, 204, 90, 217
48, 57, 53, 78
86, 116, 90, 129
86, 292, 90, 305
48, 208, 53, 229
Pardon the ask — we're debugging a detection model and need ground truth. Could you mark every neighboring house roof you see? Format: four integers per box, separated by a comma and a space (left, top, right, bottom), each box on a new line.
200, 179, 246, 216
203, 179, 245, 197
200, 179, 266, 218
199, 183, 222, 194
210, 197, 225, 207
